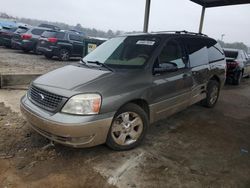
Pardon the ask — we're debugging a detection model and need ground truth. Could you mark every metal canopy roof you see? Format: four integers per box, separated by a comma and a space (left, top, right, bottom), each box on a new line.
143, 0, 250, 32
190, 0, 250, 8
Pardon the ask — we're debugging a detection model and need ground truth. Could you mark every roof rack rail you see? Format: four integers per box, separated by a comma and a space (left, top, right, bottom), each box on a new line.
151, 30, 207, 37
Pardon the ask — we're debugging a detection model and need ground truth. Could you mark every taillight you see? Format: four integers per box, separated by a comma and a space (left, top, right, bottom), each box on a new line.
227, 61, 238, 68
48, 38, 57, 43
21, 34, 32, 40
2, 32, 9, 35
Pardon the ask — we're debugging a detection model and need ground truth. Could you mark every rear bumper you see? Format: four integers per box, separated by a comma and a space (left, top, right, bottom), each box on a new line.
226, 67, 240, 80
37, 46, 60, 56
21, 40, 35, 50
20, 95, 114, 148
1, 37, 11, 47
11, 40, 34, 50
11, 40, 22, 49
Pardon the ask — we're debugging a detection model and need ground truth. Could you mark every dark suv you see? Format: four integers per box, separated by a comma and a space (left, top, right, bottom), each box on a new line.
37, 30, 104, 61
224, 48, 250, 85
0, 26, 17, 48
21, 31, 226, 150
11, 27, 51, 53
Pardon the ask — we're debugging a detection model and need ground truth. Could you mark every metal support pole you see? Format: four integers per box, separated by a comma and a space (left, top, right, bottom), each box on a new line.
199, 6, 206, 33
143, 0, 151, 33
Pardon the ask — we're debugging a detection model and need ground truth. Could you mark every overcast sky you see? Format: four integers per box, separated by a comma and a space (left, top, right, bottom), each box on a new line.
1, 0, 250, 45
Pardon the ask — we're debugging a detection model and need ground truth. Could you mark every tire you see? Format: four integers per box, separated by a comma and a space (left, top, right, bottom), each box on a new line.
106, 103, 149, 151
45, 54, 53, 59
233, 71, 242, 85
22, 49, 30, 53
201, 80, 220, 108
34, 45, 42, 55
59, 49, 70, 61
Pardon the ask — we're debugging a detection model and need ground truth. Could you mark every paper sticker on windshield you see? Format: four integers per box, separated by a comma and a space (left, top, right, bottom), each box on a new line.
136, 40, 155, 46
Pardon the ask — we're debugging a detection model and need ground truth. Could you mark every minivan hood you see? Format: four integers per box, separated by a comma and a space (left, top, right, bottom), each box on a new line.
33, 65, 111, 90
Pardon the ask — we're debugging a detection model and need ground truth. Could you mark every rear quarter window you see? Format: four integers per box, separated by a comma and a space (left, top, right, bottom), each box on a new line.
69, 34, 83, 42
207, 41, 225, 63
184, 37, 209, 67
31, 29, 46, 36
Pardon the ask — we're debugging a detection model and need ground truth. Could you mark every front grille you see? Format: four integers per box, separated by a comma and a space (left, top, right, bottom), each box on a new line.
29, 85, 66, 112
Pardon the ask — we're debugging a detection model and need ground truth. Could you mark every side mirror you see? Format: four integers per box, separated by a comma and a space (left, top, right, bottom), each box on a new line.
154, 62, 178, 74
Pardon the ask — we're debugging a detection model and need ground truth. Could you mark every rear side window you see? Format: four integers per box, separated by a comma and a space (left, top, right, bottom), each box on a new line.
69, 34, 82, 42
184, 37, 209, 67
41, 31, 56, 38
31, 29, 45, 36
56, 32, 65, 39
158, 39, 186, 69
41, 31, 65, 39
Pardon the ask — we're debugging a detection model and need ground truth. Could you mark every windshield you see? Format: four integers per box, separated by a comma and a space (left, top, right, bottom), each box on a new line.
83, 36, 159, 68
16, 27, 28, 34
224, 50, 238, 59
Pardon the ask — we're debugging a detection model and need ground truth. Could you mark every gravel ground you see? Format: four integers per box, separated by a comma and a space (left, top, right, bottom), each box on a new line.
0, 48, 250, 188
0, 47, 76, 74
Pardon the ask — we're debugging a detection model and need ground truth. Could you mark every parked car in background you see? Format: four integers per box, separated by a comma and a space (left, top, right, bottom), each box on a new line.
38, 23, 60, 31
21, 31, 226, 150
0, 26, 17, 48
224, 48, 250, 85
11, 27, 51, 54
37, 30, 105, 61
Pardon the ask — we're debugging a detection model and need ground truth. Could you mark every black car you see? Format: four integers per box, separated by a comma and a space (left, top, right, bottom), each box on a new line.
0, 26, 18, 48
11, 27, 51, 54
224, 48, 250, 85
37, 30, 105, 61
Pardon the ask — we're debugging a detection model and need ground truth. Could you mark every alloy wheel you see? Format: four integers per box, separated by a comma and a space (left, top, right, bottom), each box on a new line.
111, 112, 143, 146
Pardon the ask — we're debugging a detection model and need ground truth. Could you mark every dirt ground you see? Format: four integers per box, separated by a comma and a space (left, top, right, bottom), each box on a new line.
0, 47, 250, 188
0, 47, 76, 74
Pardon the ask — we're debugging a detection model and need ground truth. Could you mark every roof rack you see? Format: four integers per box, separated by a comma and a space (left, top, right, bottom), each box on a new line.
151, 30, 207, 37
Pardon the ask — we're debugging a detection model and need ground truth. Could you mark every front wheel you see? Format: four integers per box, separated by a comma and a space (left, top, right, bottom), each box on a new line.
106, 103, 148, 151
201, 80, 220, 108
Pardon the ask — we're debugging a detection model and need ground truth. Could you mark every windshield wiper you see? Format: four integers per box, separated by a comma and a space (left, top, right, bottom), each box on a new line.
87, 61, 113, 72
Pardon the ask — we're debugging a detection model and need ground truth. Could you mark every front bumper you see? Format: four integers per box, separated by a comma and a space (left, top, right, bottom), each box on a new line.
20, 95, 113, 148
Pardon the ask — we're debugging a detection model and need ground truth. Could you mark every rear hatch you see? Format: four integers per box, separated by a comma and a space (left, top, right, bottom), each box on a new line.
38, 30, 65, 49
0, 27, 17, 40
12, 26, 30, 43
224, 50, 239, 70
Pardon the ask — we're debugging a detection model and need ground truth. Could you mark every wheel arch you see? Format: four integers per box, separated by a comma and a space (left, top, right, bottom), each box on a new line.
209, 75, 221, 87
119, 99, 150, 121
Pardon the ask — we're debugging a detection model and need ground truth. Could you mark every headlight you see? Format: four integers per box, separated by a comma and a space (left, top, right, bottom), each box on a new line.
61, 94, 101, 115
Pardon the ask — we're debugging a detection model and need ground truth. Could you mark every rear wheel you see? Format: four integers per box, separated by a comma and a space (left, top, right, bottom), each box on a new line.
45, 54, 53, 59
59, 49, 70, 61
233, 71, 242, 85
201, 80, 220, 108
34, 45, 42, 55
22, 49, 30, 53
106, 103, 148, 150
